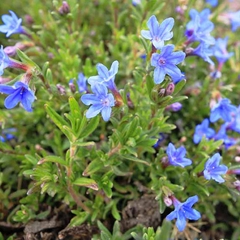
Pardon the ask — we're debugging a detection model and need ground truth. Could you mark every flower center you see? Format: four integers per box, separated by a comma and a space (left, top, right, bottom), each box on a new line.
101, 98, 110, 106
159, 58, 166, 65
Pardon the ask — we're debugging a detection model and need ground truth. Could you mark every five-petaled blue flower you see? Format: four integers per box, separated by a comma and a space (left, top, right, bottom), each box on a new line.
77, 72, 88, 93
210, 98, 237, 123
141, 15, 174, 49
211, 37, 234, 64
166, 143, 192, 167
0, 11, 26, 37
185, 9, 215, 45
166, 195, 201, 232
0, 81, 35, 112
81, 83, 115, 121
151, 44, 185, 84
206, 0, 218, 7
193, 118, 215, 144
203, 153, 228, 183
88, 61, 119, 92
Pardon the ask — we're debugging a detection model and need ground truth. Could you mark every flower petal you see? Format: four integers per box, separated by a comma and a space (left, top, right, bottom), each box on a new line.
176, 210, 187, 232
85, 104, 103, 119
4, 89, 21, 109
166, 210, 177, 221
153, 66, 165, 84
81, 94, 100, 105
141, 30, 152, 40
110, 60, 119, 76
158, 17, 174, 39
97, 63, 109, 80
0, 85, 15, 94
147, 15, 159, 37
101, 106, 112, 121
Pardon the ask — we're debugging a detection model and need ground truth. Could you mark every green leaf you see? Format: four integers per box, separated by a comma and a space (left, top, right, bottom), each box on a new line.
79, 115, 100, 139
25, 154, 38, 165
73, 177, 98, 190
38, 156, 68, 167
45, 104, 75, 141
173, 79, 186, 95
159, 220, 172, 240
83, 159, 104, 176
123, 155, 150, 166
111, 203, 121, 221
16, 49, 40, 69
97, 221, 112, 239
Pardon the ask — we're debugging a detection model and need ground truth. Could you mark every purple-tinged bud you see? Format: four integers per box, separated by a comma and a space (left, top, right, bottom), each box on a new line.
25, 15, 34, 25
164, 196, 173, 206
0, 76, 11, 84
4, 46, 17, 57
166, 102, 182, 112
165, 83, 175, 95
56, 84, 66, 95
175, 6, 184, 15
69, 79, 76, 93
59, 1, 70, 15
233, 180, 240, 191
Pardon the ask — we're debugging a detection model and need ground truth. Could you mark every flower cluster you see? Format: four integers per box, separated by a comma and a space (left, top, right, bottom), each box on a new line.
141, 15, 185, 84
80, 61, 121, 121
0, 11, 35, 112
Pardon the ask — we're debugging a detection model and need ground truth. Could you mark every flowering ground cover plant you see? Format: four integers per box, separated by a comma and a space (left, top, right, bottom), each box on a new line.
0, 0, 240, 239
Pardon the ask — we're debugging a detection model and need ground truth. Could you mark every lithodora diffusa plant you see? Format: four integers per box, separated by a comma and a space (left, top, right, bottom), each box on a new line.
0, 0, 240, 239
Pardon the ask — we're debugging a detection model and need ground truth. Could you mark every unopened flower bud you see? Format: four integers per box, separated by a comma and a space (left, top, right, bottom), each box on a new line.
4, 46, 17, 57
233, 180, 240, 191
164, 196, 173, 206
69, 79, 76, 93
59, 1, 70, 15
56, 84, 66, 95
165, 102, 182, 112
165, 83, 175, 95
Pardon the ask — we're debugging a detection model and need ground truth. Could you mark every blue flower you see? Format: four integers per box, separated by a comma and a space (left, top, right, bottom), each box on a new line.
81, 83, 115, 121
185, 9, 215, 45
151, 44, 185, 84
88, 61, 119, 92
213, 123, 236, 149
226, 11, 240, 32
211, 37, 234, 64
190, 42, 214, 65
0, 11, 25, 37
210, 98, 237, 123
206, 0, 218, 7
166, 102, 182, 112
77, 73, 88, 93
132, 0, 141, 6
166, 143, 192, 167
193, 119, 215, 144
0, 128, 16, 142
203, 153, 228, 183
166, 195, 201, 232
141, 15, 174, 49
0, 81, 35, 112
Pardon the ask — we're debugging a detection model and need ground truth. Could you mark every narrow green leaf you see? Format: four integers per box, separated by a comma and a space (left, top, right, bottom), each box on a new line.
83, 159, 104, 176
16, 49, 39, 69
173, 79, 186, 95
159, 220, 172, 240
73, 177, 98, 190
79, 115, 100, 139
123, 155, 150, 166
38, 156, 68, 167
69, 96, 81, 119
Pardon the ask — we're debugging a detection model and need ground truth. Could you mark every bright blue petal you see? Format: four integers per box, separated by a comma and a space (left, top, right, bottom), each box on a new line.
92, 83, 108, 97
167, 51, 186, 65
85, 104, 103, 119
165, 64, 182, 80
153, 66, 165, 84
110, 60, 119, 76
101, 106, 112, 121
151, 53, 160, 67
161, 44, 175, 57
176, 210, 186, 232
97, 63, 109, 80
81, 94, 100, 105
184, 195, 199, 207
0, 85, 15, 94
141, 30, 152, 40
147, 15, 159, 37
88, 75, 100, 85
184, 208, 201, 220
4, 89, 21, 109
166, 210, 177, 221
158, 17, 174, 39
21, 89, 35, 112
